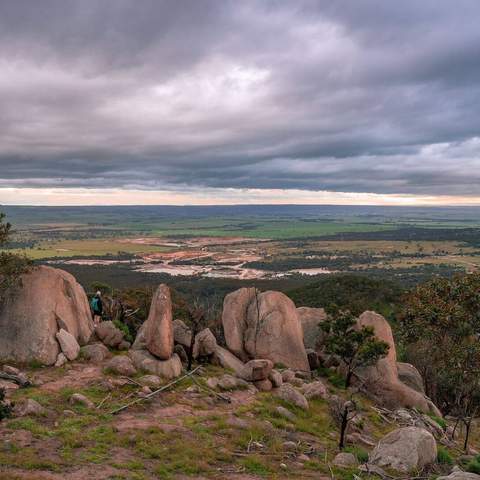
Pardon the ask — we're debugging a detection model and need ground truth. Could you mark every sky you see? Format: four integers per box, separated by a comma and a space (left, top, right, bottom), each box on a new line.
1, 0, 480, 206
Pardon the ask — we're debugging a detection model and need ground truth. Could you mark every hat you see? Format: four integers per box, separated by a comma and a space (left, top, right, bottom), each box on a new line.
96, 291, 101, 296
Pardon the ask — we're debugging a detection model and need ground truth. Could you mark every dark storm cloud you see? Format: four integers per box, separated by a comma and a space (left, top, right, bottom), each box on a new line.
1, 0, 480, 195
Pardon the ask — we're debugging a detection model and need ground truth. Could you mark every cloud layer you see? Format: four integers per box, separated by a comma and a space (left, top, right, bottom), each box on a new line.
1, 0, 480, 199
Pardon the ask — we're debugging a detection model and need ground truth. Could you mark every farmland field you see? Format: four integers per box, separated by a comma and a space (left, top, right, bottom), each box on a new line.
2, 205, 480, 294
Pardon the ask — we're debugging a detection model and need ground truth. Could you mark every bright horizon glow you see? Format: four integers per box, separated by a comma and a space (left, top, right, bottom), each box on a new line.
1, 187, 480, 207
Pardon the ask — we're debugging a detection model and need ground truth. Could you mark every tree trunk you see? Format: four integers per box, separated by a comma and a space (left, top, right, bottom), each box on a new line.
345, 370, 353, 388
339, 406, 349, 449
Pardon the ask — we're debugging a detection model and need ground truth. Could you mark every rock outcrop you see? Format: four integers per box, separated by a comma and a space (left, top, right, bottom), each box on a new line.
297, 307, 327, 349
276, 383, 309, 410
133, 284, 173, 360
438, 472, 480, 480
129, 350, 182, 380
95, 321, 125, 348
222, 287, 257, 361
56, 329, 81, 361
173, 319, 192, 348
357, 311, 440, 415
0, 266, 94, 365
130, 285, 183, 378
370, 426, 437, 473
397, 362, 425, 394
222, 288, 309, 371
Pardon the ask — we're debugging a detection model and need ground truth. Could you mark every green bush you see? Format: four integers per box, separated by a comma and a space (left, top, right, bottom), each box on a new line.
467, 456, 480, 474
437, 446, 453, 465
428, 413, 447, 430
113, 319, 133, 343
345, 445, 369, 463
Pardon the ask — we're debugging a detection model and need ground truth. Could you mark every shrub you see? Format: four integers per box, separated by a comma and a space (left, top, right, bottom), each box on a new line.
428, 413, 447, 430
345, 445, 369, 463
0, 388, 12, 420
467, 456, 480, 474
437, 446, 453, 465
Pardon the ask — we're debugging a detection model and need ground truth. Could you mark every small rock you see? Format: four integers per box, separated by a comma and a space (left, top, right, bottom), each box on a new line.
276, 384, 309, 410
280, 463, 287, 470
226, 417, 250, 429
69, 393, 95, 409
437, 472, 480, 479
139, 375, 162, 388
276, 406, 297, 422
268, 369, 283, 388
117, 340, 131, 351
54, 353, 68, 367
206, 377, 219, 389
241, 359, 273, 381
297, 454, 310, 462
302, 380, 328, 400
15, 399, 46, 417
333, 452, 357, 467
174, 344, 188, 364
95, 321, 124, 348
283, 441, 297, 452
193, 328, 218, 358
62, 410, 76, 417
295, 370, 311, 380
185, 385, 199, 394
291, 377, 305, 387
218, 374, 243, 391
281, 369, 296, 383
80, 343, 110, 363
56, 328, 80, 361
254, 379, 273, 392
173, 319, 193, 347
2, 365, 20, 375
105, 355, 137, 376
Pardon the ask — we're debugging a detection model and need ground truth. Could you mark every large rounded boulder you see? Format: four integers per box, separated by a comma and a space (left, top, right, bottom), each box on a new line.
297, 306, 327, 349
222, 288, 309, 371
0, 266, 94, 365
370, 427, 437, 473
222, 287, 257, 361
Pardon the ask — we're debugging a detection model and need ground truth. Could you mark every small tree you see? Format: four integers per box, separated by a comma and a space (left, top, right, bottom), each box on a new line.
330, 394, 360, 449
321, 309, 389, 388
399, 273, 480, 451
0, 212, 31, 301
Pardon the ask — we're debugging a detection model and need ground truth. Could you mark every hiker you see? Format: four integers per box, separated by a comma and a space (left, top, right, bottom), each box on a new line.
90, 291, 103, 325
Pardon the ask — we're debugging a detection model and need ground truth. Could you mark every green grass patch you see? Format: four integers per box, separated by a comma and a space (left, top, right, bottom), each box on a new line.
436, 446, 453, 465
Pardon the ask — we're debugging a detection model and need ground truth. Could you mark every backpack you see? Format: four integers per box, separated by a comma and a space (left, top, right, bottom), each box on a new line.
90, 296, 100, 313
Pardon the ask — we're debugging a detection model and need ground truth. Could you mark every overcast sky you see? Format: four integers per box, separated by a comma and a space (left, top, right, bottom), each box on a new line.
1, 0, 480, 205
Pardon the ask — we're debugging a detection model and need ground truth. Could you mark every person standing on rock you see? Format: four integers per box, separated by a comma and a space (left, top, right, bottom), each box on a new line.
90, 291, 103, 325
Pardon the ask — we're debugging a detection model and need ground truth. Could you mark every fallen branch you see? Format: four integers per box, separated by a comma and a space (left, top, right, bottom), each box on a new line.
123, 376, 144, 388
110, 365, 202, 415
0, 372, 30, 388
96, 393, 112, 409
